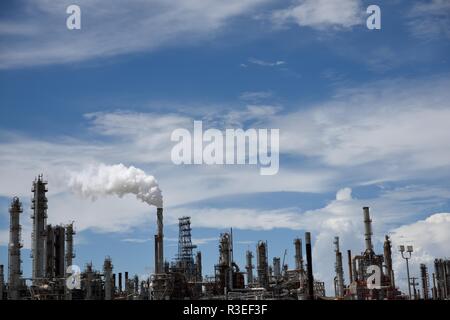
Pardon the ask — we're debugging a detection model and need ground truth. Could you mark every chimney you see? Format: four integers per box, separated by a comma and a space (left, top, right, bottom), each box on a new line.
118, 272, 122, 293
155, 208, 164, 274
363, 207, 373, 253
305, 232, 314, 300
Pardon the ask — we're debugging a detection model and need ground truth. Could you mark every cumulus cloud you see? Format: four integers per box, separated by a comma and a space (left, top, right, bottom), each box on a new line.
273, 0, 363, 30
390, 213, 450, 293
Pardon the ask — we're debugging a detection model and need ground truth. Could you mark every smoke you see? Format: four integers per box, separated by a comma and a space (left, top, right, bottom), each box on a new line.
69, 163, 163, 208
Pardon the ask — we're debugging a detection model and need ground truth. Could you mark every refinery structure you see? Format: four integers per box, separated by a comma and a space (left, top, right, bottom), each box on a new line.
0, 175, 449, 300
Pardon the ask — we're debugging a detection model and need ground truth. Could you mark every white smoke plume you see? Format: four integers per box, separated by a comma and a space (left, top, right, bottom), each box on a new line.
69, 163, 163, 208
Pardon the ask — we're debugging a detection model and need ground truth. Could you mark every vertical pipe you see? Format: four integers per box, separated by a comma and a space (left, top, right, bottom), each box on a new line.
305, 232, 314, 300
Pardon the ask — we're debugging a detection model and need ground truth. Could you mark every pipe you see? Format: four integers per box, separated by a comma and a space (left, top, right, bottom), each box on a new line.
305, 232, 314, 300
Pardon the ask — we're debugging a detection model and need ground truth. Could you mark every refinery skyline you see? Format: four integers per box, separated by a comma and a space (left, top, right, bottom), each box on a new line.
1, 0, 450, 300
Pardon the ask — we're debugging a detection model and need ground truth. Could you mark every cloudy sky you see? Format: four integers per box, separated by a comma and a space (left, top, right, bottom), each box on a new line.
1, 0, 450, 295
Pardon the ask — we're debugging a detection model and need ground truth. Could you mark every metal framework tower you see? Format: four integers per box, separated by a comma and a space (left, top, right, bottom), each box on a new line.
176, 216, 197, 279
8, 197, 23, 299
31, 175, 48, 283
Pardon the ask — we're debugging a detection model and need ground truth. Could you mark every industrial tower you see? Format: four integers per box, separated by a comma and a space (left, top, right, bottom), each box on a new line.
176, 216, 197, 280
8, 197, 23, 299
31, 175, 48, 283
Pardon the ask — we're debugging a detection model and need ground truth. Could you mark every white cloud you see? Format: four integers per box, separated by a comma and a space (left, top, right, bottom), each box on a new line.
270, 76, 450, 182
0, 0, 270, 69
408, 0, 450, 40
273, 0, 363, 30
336, 187, 352, 201
239, 91, 273, 102
247, 58, 286, 67
390, 213, 450, 294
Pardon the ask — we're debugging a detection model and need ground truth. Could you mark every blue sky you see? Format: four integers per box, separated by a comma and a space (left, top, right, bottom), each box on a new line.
1, 0, 450, 295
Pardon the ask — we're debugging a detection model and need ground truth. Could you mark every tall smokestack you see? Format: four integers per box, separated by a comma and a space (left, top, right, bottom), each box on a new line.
294, 238, 304, 271
334, 237, 344, 298
118, 272, 122, 293
155, 208, 164, 274
104, 257, 113, 300
245, 250, 254, 285
363, 207, 373, 253
31, 175, 48, 283
347, 250, 353, 283
384, 235, 395, 289
8, 197, 22, 300
305, 232, 314, 300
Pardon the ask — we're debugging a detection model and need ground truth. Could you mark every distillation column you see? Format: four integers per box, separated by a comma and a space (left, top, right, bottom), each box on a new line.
384, 235, 395, 289
256, 241, 268, 289
294, 238, 304, 271
8, 197, 23, 299
31, 175, 48, 283
334, 236, 344, 298
246, 250, 254, 285
104, 257, 113, 300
